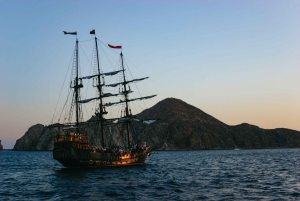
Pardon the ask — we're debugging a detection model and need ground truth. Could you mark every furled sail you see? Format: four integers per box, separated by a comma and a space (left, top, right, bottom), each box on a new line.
143, 120, 156, 124
62, 126, 78, 130
80, 70, 122, 80
134, 119, 157, 124
106, 77, 149, 87
104, 95, 156, 106
80, 75, 97, 80
102, 93, 117, 98
99, 117, 127, 125
78, 97, 98, 103
102, 70, 122, 76
78, 91, 134, 104
101, 117, 158, 125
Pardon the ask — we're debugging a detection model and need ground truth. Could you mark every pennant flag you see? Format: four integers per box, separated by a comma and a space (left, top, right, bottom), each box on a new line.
63, 31, 77, 35
90, 29, 95, 34
108, 44, 122, 49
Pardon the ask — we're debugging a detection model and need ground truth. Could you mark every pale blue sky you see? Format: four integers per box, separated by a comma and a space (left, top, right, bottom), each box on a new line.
1, 0, 299, 149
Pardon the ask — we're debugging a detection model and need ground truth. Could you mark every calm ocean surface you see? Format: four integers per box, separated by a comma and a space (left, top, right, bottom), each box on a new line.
1, 149, 300, 200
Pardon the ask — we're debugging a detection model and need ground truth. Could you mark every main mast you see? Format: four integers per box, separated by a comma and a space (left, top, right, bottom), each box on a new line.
94, 34, 106, 148
120, 52, 131, 148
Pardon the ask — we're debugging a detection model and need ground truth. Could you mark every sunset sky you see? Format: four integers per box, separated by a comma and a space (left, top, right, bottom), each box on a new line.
1, 0, 299, 149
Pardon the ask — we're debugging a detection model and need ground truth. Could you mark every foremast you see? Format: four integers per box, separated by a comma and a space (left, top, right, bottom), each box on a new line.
69, 34, 83, 134
75, 39, 80, 134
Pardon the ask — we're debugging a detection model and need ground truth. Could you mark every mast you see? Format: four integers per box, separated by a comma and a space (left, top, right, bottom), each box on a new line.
75, 39, 79, 134
120, 52, 131, 148
94, 35, 105, 148
63, 31, 81, 133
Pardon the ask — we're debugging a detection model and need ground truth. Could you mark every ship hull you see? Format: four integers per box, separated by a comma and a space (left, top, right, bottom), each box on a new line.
53, 141, 151, 168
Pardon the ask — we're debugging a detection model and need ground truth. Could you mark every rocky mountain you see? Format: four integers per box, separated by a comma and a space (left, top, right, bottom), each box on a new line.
13, 124, 57, 150
0, 140, 3, 150
13, 98, 300, 150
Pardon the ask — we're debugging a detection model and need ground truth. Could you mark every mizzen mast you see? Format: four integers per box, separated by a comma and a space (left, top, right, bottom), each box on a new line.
120, 52, 131, 148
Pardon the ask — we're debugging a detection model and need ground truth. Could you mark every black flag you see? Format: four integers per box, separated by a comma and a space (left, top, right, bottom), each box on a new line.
90, 29, 95, 34
63, 31, 77, 35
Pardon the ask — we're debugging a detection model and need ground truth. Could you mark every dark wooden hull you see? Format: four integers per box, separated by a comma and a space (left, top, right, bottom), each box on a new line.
53, 141, 151, 168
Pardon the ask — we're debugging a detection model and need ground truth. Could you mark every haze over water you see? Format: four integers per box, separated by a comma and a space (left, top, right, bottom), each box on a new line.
1, 149, 299, 200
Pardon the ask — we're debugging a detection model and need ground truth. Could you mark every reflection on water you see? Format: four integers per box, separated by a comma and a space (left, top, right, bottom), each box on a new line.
1, 149, 300, 200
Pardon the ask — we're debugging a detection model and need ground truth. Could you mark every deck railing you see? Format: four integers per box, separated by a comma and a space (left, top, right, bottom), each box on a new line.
54, 134, 88, 144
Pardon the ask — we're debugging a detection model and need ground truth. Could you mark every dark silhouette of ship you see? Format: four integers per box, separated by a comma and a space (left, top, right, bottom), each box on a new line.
51, 30, 156, 167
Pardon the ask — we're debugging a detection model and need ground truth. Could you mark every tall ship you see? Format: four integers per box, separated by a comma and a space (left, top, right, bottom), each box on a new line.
50, 30, 156, 167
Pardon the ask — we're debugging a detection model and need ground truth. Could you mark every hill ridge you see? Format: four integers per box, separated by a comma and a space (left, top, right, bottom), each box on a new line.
13, 98, 300, 150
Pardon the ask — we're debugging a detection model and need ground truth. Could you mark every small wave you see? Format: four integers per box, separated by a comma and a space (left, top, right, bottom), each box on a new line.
1, 149, 300, 200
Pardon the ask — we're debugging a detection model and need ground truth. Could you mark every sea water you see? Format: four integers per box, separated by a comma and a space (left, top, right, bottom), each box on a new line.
1, 149, 300, 200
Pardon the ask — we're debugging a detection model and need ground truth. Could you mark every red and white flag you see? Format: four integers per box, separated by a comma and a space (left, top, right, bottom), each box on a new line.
108, 44, 122, 49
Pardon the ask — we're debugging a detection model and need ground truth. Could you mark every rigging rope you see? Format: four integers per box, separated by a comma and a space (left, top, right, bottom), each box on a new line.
124, 56, 148, 77
56, 88, 72, 123
79, 43, 93, 71
98, 42, 119, 72
78, 43, 96, 120
124, 58, 148, 110
51, 45, 76, 124
97, 39, 120, 55
78, 38, 94, 42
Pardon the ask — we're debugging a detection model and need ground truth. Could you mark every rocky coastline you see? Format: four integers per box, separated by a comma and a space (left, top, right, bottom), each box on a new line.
13, 98, 300, 151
